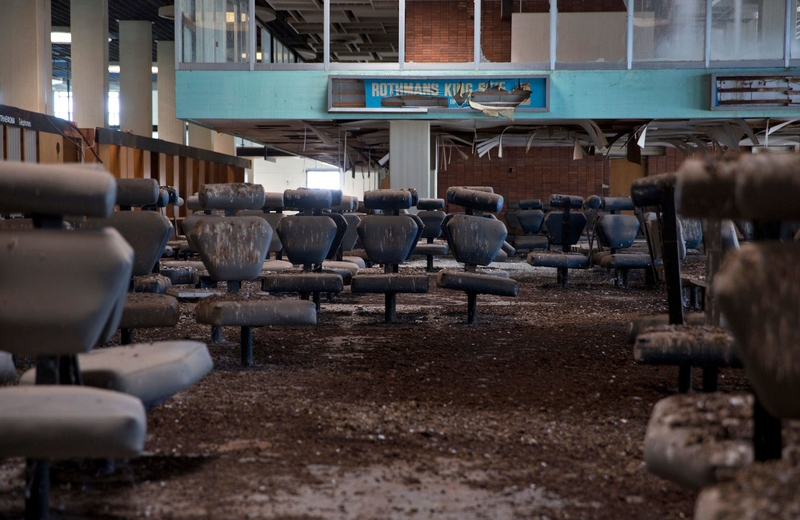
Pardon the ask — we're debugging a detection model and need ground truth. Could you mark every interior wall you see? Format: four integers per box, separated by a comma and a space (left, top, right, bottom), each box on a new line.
253, 156, 379, 200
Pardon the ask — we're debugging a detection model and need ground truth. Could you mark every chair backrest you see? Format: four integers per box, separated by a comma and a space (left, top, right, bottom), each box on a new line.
358, 190, 422, 265
0, 162, 133, 357
517, 210, 545, 234
278, 189, 341, 266
544, 212, 587, 246
442, 188, 507, 266
85, 178, 172, 276
596, 214, 639, 250
191, 217, 271, 281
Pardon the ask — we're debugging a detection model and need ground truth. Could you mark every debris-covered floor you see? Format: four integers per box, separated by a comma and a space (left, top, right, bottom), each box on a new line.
0, 259, 750, 519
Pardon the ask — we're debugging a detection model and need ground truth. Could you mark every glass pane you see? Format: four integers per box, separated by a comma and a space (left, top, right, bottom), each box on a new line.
556, 0, 627, 63
634, 0, 706, 61
711, 0, 786, 61
507, 0, 550, 64
329, 0, 398, 64
405, 0, 473, 64
179, 0, 250, 63
792, 0, 800, 58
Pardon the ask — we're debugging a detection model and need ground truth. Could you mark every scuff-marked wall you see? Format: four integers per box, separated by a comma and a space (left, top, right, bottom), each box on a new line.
405, 0, 626, 64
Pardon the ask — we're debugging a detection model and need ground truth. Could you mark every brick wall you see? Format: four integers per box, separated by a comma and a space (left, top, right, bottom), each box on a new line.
406, 0, 626, 63
436, 146, 610, 210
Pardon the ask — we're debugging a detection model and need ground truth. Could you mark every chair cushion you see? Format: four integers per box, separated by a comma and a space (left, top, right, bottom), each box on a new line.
191, 217, 271, 281
85, 211, 172, 277
262, 273, 343, 294
284, 189, 332, 210
21, 341, 213, 410
597, 214, 640, 250
514, 235, 549, 251
518, 210, 545, 234
262, 259, 294, 273
0, 352, 16, 384
447, 188, 503, 213
545, 212, 587, 246
196, 297, 317, 327
0, 386, 145, 459
680, 218, 703, 249
322, 261, 359, 277
418, 210, 446, 239
119, 293, 180, 329
527, 252, 590, 269
133, 274, 172, 294
277, 216, 338, 265
351, 275, 429, 294
0, 162, 115, 218
116, 178, 159, 207
342, 256, 367, 269
446, 214, 507, 266
600, 253, 652, 268
358, 215, 420, 264
494, 249, 508, 263
160, 266, 199, 286
417, 198, 445, 211
414, 243, 449, 256
0, 229, 133, 356
627, 313, 706, 343
364, 189, 414, 211
634, 326, 741, 367
437, 270, 518, 296
200, 183, 265, 211
340, 214, 361, 252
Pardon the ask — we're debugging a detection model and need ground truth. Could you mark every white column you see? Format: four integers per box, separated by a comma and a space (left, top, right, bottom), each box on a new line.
0, 0, 52, 114
389, 121, 430, 199
214, 132, 235, 156
157, 41, 184, 144
188, 123, 213, 150
119, 20, 152, 136
71, 0, 108, 128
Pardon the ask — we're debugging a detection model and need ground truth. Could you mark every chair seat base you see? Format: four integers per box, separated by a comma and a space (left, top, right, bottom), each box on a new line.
634, 326, 741, 367
351, 274, 429, 294
160, 266, 199, 286
119, 293, 179, 329
261, 260, 293, 273
0, 386, 146, 459
21, 341, 213, 410
645, 393, 754, 492
527, 252, 590, 269
196, 297, 317, 328
342, 256, 367, 269
627, 313, 706, 343
132, 274, 172, 294
436, 270, 518, 297
600, 253, 652, 269
414, 243, 449, 256
0, 352, 16, 384
261, 273, 344, 294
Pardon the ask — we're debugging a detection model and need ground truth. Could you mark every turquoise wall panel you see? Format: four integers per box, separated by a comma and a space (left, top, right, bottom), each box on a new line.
176, 68, 800, 122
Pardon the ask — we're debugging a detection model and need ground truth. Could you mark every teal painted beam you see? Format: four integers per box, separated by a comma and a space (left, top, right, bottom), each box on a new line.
176, 68, 800, 122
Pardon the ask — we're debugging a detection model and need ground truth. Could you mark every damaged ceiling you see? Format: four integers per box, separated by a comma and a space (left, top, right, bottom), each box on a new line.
203, 117, 800, 171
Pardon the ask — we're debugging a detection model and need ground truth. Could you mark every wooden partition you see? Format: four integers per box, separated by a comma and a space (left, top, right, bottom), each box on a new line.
1, 104, 83, 165
84, 128, 251, 218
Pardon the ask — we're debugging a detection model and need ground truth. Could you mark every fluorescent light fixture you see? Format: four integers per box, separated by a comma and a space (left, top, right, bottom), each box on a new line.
107, 65, 158, 74
256, 51, 262, 60
51, 31, 71, 44
226, 11, 235, 23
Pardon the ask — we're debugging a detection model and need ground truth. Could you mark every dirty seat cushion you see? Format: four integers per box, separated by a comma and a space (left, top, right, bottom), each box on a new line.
600, 254, 652, 269
436, 270, 518, 297
634, 326, 741, 367
196, 297, 317, 328
351, 275, 429, 294
514, 235, 549, 251
119, 293, 180, 329
261, 273, 344, 294
21, 342, 213, 410
0, 352, 16, 384
0, 386, 146, 459
527, 252, 590, 269
414, 243, 449, 256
